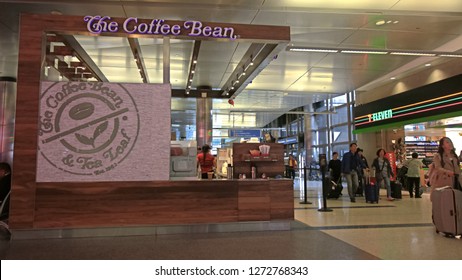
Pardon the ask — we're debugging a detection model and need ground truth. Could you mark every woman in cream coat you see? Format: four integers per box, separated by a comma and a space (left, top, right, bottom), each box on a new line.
430, 137, 461, 198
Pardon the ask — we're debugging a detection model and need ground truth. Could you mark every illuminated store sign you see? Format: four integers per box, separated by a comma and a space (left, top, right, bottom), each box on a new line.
368, 109, 393, 122
353, 74, 462, 133
84, 15, 239, 40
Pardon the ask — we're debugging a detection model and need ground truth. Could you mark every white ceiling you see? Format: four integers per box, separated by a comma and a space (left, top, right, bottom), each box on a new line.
1, 0, 462, 128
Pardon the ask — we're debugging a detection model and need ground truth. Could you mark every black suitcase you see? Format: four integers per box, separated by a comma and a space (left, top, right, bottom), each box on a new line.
327, 178, 343, 199
364, 177, 379, 203
355, 184, 364, 197
355, 175, 364, 196
391, 181, 402, 199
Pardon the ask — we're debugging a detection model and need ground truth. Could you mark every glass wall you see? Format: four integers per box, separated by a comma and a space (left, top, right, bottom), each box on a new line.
307, 91, 356, 162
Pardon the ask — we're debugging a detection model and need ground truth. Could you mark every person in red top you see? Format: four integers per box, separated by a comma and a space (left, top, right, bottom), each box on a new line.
197, 144, 216, 179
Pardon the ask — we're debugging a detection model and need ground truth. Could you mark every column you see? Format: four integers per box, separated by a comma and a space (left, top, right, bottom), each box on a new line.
196, 98, 213, 148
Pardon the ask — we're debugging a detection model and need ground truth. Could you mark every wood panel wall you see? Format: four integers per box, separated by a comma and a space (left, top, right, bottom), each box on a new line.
12, 13, 291, 230
33, 180, 293, 228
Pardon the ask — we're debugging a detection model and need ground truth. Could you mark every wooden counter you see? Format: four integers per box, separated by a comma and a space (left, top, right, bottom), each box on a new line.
30, 179, 294, 229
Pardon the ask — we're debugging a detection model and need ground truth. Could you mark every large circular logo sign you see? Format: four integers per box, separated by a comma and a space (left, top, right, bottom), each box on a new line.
39, 82, 139, 176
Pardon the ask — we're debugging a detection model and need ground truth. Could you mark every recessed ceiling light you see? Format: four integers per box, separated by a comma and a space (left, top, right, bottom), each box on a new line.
390, 77, 396, 80
425, 63, 431, 67
393, 21, 399, 24
376, 20, 386, 26
50, 10, 62, 15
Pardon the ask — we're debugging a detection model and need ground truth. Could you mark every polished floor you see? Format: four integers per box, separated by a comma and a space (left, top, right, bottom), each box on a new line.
1, 179, 461, 260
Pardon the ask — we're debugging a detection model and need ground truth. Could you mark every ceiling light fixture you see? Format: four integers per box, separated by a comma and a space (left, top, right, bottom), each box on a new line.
287, 46, 462, 58
375, 20, 386, 26
440, 54, 462, 58
290, 47, 338, 53
390, 51, 436, 56
341, 50, 388, 55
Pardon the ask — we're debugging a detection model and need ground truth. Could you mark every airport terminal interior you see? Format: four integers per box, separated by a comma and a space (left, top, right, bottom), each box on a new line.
1, 1, 462, 260
1, 181, 462, 260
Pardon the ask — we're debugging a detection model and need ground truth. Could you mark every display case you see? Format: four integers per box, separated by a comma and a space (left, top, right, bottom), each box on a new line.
216, 147, 233, 178
170, 140, 198, 179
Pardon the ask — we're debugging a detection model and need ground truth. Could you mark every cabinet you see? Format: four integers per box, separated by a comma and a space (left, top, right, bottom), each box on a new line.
405, 141, 438, 159
232, 143, 285, 179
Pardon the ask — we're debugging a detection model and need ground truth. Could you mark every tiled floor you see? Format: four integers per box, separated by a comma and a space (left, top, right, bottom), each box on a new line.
0, 179, 461, 260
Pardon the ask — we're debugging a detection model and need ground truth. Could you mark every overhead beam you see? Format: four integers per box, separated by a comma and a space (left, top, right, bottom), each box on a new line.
127, 37, 149, 83
172, 88, 227, 98
61, 34, 109, 82
185, 40, 201, 95
220, 43, 286, 99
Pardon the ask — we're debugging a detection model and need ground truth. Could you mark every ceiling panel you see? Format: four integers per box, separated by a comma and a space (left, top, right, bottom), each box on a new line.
2, 0, 462, 130
391, 0, 462, 13
253, 9, 371, 28
289, 28, 357, 47
261, 0, 399, 11
342, 29, 460, 50
123, 3, 259, 23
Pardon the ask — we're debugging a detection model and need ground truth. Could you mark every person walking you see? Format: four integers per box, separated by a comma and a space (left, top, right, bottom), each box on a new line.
371, 148, 395, 201
430, 137, 461, 194
288, 154, 298, 179
356, 148, 369, 196
404, 152, 423, 198
328, 152, 342, 185
341, 143, 365, 203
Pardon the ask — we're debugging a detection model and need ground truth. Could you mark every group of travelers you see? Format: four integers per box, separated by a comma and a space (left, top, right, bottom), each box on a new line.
327, 136, 462, 203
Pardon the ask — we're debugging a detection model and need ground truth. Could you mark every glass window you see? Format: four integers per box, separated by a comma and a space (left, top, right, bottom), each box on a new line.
331, 144, 350, 159
318, 128, 328, 145
314, 114, 328, 128
332, 125, 349, 143
332, 94, 347, 105
331, 105, 348, 126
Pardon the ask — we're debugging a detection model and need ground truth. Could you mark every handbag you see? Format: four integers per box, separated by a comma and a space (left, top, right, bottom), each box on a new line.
454, 174, 462, 191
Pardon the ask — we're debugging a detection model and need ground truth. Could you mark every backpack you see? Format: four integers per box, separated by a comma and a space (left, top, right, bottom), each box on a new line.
397, 165, 408, 179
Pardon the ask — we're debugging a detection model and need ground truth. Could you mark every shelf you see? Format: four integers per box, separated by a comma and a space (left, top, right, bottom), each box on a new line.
240, 154, 278, 162
405, 140, 439, 159
233, 143, 285, 178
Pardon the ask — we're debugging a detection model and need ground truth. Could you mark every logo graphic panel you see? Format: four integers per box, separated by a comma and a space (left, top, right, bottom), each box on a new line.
39, 82, 139, 176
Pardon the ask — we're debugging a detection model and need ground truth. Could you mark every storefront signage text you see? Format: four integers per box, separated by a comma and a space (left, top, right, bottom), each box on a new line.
367, 109, 393, 122
84, 16, 239, 40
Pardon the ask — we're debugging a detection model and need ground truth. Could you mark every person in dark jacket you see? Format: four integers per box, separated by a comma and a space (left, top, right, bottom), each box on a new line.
356, 148, 369, 196
341, 143, 366, 202
328, 152, 342, 184
371, 148, 395, 201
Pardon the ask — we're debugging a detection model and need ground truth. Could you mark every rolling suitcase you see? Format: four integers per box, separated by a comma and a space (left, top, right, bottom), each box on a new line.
365, 176, 379, 203
391, 181, 402, 199
432, 187, 462, 238
327, 178, 343, 199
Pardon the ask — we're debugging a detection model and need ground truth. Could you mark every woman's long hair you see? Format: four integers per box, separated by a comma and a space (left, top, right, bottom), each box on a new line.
437, 137, 459, 165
